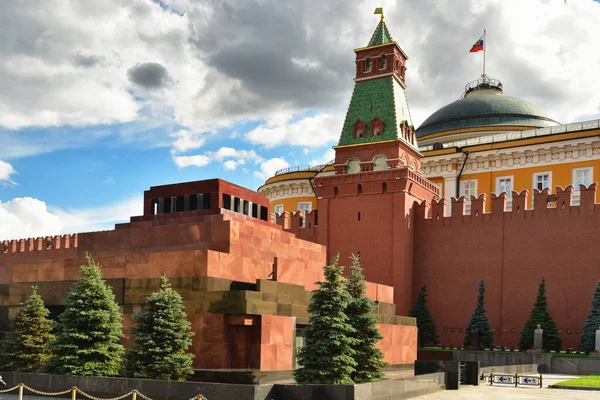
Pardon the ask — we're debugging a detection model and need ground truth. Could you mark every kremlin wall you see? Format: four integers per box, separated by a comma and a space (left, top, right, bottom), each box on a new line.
2, 12, 600, 375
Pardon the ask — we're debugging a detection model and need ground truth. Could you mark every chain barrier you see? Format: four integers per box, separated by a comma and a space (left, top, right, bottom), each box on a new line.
23, 383, 73, 396
75, 387, 135, 400
0, 383, 208, 400
0, 384, 19, 393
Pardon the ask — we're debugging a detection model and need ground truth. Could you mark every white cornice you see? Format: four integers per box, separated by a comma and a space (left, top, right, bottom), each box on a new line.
257, 179, 316, 201
422, 137, 600, 176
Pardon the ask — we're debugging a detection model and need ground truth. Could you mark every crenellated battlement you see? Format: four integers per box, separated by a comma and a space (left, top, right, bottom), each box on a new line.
415, 183, 599, 225
271, 210, 319, 243
0, 234, 78, 258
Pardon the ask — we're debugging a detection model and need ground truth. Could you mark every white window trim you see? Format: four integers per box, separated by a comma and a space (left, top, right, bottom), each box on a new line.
297, 202, 312, 227
572, 166, 593, 206
297, 201, 312, 212
532, 171, 552, 206
460, 179, 478, 198
572, 167, 593, 188
495, 175, 514, 211
495, 175, 514, 195
274, 204, 284, 216
532, 171, 552, 192
460, 179, 477, 214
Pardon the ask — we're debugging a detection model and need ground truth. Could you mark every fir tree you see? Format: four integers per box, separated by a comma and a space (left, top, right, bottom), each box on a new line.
294, 255, 357, 384
409, 284, 439, 347
519, 278, 561, 351
0, 286, 53, 372
124, 275, 194, 381
345, 254, 387, 383
581, 281, 600, 353
41, 255, 124, 376
463, 279, 494, 348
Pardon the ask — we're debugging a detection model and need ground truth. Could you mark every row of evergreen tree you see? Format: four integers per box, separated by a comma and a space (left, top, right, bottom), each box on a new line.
0, 255, 194, 380
294, 255, 387, 384
409, 279, 600, 352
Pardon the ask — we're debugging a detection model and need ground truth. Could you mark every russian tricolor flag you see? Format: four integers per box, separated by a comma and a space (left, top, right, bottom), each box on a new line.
470, 36, 484, 53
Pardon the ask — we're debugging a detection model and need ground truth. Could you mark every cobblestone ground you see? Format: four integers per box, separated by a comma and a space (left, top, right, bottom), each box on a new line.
415, 374, 599, 399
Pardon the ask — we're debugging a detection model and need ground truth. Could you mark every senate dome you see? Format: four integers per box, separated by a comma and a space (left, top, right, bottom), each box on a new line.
415, 76, 560, 146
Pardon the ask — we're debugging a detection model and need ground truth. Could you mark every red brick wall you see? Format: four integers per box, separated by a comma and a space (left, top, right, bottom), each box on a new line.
414, 185, 600, 350
314, 168, 437, 315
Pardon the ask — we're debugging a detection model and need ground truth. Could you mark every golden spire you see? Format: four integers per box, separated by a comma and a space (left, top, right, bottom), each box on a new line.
374, 7, 384, 21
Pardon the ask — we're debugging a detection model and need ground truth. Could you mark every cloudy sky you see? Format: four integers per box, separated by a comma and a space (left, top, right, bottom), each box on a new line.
1, 0, 600, 239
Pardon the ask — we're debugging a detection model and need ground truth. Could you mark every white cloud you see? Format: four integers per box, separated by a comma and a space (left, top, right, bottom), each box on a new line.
0, 195, 143, 241
0, 198, 63, 239
52, 196, 143, 234
174, 146, 263, 168
213, 147, 262, 163
223, 160, 240, 170
254, 157, 290, 180
173, 154, 211, 168
246, 113, 343, 148
0, 160, 16, 184
103, 177, 115, 184
170, 129, 206, 153
0, 0, 599, 159
310, 149, 335, 166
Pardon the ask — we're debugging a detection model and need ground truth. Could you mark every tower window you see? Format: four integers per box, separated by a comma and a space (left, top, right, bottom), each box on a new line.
353, 120, 366, 139
379, 55, 387, 70
364, 57, 372, 72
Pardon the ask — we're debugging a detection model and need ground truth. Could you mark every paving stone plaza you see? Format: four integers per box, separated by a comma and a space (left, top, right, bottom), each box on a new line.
414, 374, 598, 399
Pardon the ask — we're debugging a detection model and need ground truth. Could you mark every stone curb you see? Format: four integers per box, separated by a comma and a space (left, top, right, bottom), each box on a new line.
549, 385, 600, 391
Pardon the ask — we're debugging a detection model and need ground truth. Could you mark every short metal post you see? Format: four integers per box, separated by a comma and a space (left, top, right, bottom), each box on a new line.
540, 374, 543, 389
71, 386, 77, 400
132, 390, 137, 400
514, 373, 518, 387
18, 384, 23, 400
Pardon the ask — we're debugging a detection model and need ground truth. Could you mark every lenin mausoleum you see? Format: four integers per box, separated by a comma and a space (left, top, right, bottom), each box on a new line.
2, 13, 600, 374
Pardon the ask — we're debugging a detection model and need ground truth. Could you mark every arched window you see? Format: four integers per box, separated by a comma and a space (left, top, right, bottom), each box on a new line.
382, 182, 388, 193
334, 186, 339, 198
347, 158, 360, 174
364, 57, 372, 72
357, 184, 362, 195
379, 55, 387, 70
373, 155, 388, 171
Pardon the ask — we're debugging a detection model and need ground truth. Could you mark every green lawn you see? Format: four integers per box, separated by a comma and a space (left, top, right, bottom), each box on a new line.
555, 375, 600, 387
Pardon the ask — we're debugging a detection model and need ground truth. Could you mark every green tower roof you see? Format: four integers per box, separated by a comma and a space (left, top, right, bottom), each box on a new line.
368, 19, 394, 47
338, 77, 415, 147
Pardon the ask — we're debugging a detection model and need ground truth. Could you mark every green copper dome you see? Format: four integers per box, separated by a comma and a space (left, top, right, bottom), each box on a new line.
416, 79, 559, 139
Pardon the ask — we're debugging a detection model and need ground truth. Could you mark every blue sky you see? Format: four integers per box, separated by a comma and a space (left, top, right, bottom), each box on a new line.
1, 0, 600, 238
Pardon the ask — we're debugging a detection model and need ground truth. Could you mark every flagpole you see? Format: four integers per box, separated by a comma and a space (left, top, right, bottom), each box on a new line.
482, 29, 486, 78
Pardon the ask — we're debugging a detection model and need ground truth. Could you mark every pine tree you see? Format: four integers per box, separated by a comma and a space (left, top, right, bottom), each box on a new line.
409, 284, 439, 347
519, 278, 561, 351
0, 286, 53, 372
41, 255, 124, 376
124, 275, 195, 381
580, 281, 600, 353
345, 255, 387, 383
463, 279, 494, 348
294, 255, 357, 384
